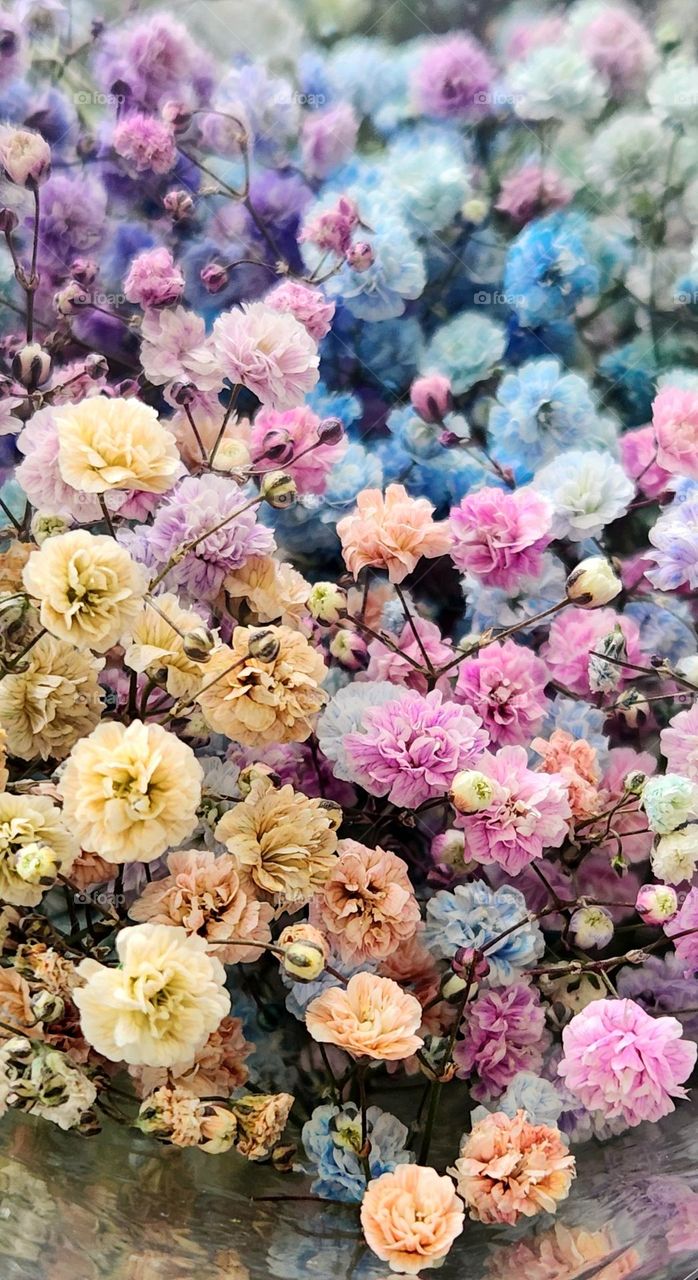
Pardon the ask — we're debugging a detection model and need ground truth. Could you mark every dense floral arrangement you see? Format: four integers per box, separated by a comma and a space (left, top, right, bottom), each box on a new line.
1, 0, 698, 1272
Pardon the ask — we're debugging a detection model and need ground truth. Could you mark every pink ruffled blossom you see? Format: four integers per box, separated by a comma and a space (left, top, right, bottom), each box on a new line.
541, 608, 642, 698
212, 302, 319, 410
558, 998, 697, 1126
652, 387, 698, 481
250, 405, 346, 495
619, 424, 671, 499
313, 839, 421, 962
124, 246, 184, 309
579, 7, 656, 96
495, 164, 573, 227
450, 487, 553, 590
454, 982, 550, 1099
264, 280, 335, 342
412, 35, 495, 119
456, 744, 571, 874
661, 702, 698, 783
364, 618, 453, 695
112, 113, 176, 174
140, 306, 223, 393
454, 640, 549, 747
666, 888, 698, 975
300, 195, 360, 256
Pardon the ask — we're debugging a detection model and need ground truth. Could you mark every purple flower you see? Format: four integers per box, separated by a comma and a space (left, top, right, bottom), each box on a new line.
36, 173, 107, 278
343, 689, 487, 808
94, 15, 212, 113
454, 982, 550, 1100
646, 499, 698, 590
411, 35, 495, 119
147, 473, 275, 598
300, 103, 359, 179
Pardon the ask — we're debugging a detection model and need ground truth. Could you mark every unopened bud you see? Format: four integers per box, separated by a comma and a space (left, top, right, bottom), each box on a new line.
237, 762, 279, 797
54, 280, 89, 316
30, 512, 68, 544
163, 189, 195, 220
450, 769, 495, 814
317, 798, 343, 830
282, 941, 326, 981
345, 241, 373, 271
623, 770, 647, 796
70, 257, 98, 285
307, 581, 347, 625
84, 353, 109, 380
317, 417, 344, 446
410, 374, 453, 424
247, 627, 281, 663
440, 970, 468, 1001
259, 470, 297, 509
259, 428, 294, 465
566, 557, 622, 609
182, 626, 216, 663
462, 196, 488, 224
613, 687, 649, 729
635, 884, 678, 925
0, 207, 18, 234
201, 263, 229, 294
329, 629, 368, 671
169, 380, 197, 407
12, 342, 51, 390
453, 947, 490, 981
588, 623, 627, 694
161, 101, 192, 132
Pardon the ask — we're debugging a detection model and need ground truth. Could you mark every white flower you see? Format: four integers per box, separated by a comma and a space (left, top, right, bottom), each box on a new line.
0, 792, 78, 906
651, 827, 698, 883
586, 114, 668, 199
74, 923, 230, 1067
532, 450, 634, 542
570, 906, 614, 949
509, 45, 605, 121
0, 126, 51, 186
642, 774, 698, 835
648, 60, 698, 127
55, 396, 181, 494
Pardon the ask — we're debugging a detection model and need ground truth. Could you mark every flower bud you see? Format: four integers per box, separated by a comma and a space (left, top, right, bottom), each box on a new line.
570, 905, 614, 950
14, 843, 58, 885
450, 769, 495, 814
12, 342, 51, 390
410, 374, 453, 424
453, 947, 490, 981
169, 380, 197, 407
201, 263, 229, 294
0, 126, 51, 187
259, 428, 294, 465
635, 884, 678, 925
565, 556, 622, 609
247, 627, 281, 663
70, 257, 98, 285
282, 940, 326, 982
317, 417, 344, 446
431, 829, 467, 869
307, 581, 347, 625
345, 240, 373, 271
163, 189, 195, 220
676, 655, 698, 687
329, 629, 368, 670
182, 626, 216, 663
161, 101, 193, 132
623, 770, 647, 796
317, 798, 343, 830
54, 280, 89, 316
30, 989, 65, 1024
613, 687, 649, 729
0, 207, 18, 234
30, 512, 68, 544
259, 470, 297, 509
440, 970, 469, 1001
213, 438, 252, 472
84, 353, 109, 380
462, 196, 488, 224
3, 1036, 34, 1066
588, 623, 627, 694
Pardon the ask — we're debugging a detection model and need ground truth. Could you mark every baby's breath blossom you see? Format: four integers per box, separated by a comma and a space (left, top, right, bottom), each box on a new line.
0, 793, 77, 907
59, 720, 202, 863
306, 972, 424, 1061
451, 1110, 575, 1225
0, 634, 104, 761
337, 484, 451, 584
74, 923, 230, 1067
22, 531, 148, 652
55, 396, 180, 494
112, 113, 176, 174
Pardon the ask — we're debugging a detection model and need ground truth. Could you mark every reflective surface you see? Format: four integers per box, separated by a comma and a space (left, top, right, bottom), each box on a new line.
0, 1100, 696, 1279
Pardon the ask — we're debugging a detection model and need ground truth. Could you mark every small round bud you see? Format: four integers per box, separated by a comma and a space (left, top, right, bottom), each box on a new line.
163, 189, 195, 220
317, 417, 344, 446
453, 947, 490, 981
307, 581, 347, 625
169, 380, 197, 407
431, 829, 467, 870
30, 512, 68, 544
30, 989, 65, 1024
450, 769, 495, 814
565, 556, 622, 609
570, 905, 614, 950
410, 374, 453, 424
54, 280, 89, 316
182, 626, 216, 663
635, 884, 678, 925
317, 798, 343, 830
282, 940, 326, 982
259, 428, 294, 465
200, 263, 229, 294
237, 762, 279, 797
4, 1035, 34, 1065
70, 257, 98, 285
440, 970, 468, 1001
623, 770, 647, 796
259, 470, 297, 509
613, 687, 649, 729
84, 353, 109, 380
345, 241, 373, 271
329, 629, 368, 671
12, 342, 51, 390
247, 627, 281, 663
0, 207, 18, 234
462, 196, 488, 224
161, 101, 192, 132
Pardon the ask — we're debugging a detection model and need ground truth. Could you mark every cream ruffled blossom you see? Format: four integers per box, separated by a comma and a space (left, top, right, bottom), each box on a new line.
450, 1110, 575, 1225
22, 531, 148, 652
0, 729, 8, 791
196, 625, 326, 745
0, 792, 78, 907
305, 972, 424, 1061
124, 594, 212, 699
361, 1164, 465, 1274
215, 778, 338, 909
337, 484, 452, 584
74, 923, 230, 1067
55, 396, 181, 494
225, 555, 310, 628
129, 1015, 253, 1099
0, 634, 104, 761
59, 720, 202, 863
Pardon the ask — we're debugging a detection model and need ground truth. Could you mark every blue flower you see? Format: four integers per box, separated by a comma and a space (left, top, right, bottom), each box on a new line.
313, 193, 426, 321
302, 1103, 412, 1203
383, 125, 472, 233
305, 382, 362, 432
471, 1071, 563, 1128
647, 498, 698, 591
317, 681, 401, 781
462, 553, 567, 635
422, 310, 507, 393
425, 882, 544, 983
625, 599, 697, 666
503, 212, 599, 328
319, 441, 384, 521
355, 317, 425, 393
598, 340, 656, 426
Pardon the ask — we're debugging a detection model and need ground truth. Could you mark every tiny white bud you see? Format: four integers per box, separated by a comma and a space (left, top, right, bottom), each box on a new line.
450, 770, 495, 814
565, 557, 622, 608
570, 905, 614, 950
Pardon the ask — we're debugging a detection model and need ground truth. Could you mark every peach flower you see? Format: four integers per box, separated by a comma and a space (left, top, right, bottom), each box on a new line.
337, 484, 451, 584
225, 555, 310, 629
313, 839, 420, 962
129, 848, 273, 962
532, 729, 605, 820
361, 1164, 464, 1274
305, 972, 424, 1061
0, 967, 42, 1040
451, 1110, 575, 1226
129, 1015, 253, 1098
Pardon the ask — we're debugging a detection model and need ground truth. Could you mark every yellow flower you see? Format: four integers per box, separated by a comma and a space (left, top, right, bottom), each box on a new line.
215, 777, 337, 909
0, 792, 78, 906
124, 594, 212, 699
74, 923, 230, 1067
55, 395, 180, 494
59, 720, 202, 863
196, 624, 326, 746
22, 530, 148, 652
226, 555, 310, 627
0, 634, 104, 761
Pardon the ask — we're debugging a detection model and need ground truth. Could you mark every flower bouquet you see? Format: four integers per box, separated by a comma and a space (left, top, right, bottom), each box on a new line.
0, 0, 698, 1274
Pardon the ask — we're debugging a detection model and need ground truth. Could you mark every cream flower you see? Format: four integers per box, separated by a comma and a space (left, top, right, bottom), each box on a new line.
124, 594, 211, 700
55, 395, 180, 494
129, 1014, 253, 1099
22, 531, 148, 652
74, 923, 230, 1067
0, 792, 78, 906
215, 778, 338, 909
59, 721, 202, 863
226, 555, 310, 628
0, 634, 104, 762
196, 624, 326, 745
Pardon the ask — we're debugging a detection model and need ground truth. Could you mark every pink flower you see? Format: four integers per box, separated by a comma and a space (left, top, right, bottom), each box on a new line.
250, 405, 346, 495
451, 1110, 575, 1225
300, 195, 360, 255
666, 888, 698, 976
344, 688, 487, 808
361, 1165, 464, 1274
580, 7, 656, 96
495, 164, 573, 226
410, 374, 452, 423
412, 35, 495, 119
313, 839, 421, 962
337, 484, 451, 584
450, 487, 553, 590
264, 280, 335, 342
532, 730, 603, 820
300, 102, 359, 179
112, 113, 176, 174
595, 746, 657, 865
365, 618, 453, 695
305, 971, 424, 1061
661, 702, 698, 782
619, 425, 671, 499
558, 998, 697, 1126
541, 609, 642, 697
454, 640, 549, 747
456, 744, 571, 875
454, 982, 550, 1099
140, 306, 223, 392
124, 246, 184, 309
212, 302, 319, 410
652, 387, 698, 480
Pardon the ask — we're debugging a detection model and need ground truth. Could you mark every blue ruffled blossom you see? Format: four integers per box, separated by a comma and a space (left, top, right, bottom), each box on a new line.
302, 1104, 412, 1202
425, 882, 544, 983
503, 212, 600, 327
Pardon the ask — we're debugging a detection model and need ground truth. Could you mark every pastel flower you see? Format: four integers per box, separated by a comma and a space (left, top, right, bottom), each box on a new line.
576, 5, 656, 95
456, 745, 571, 875
22, 530, 148, 653
59, 720, 202, 863
541, 608, 642, 698
251, 405, 347, 496
337, 484, 451, 584
264, 280, 335, 342
0, 792, 77, 907
15, 406, 104, 523
74, 923, 230, 1068
55, 395, 180, 494
558, 998, 697, 1126
231, 1090, 294, 1160
451, 1110, 575, 1225
123, 246, 185, 309
361, 1164, 464, 1274
422, 310, 506, 394
646, 498, 698, 591
139, 306, 223, 393
652, 828, 698, 885
411, 34, 495, 119
129, 1015, 253, 1099
532, 730, 603, 820
425, 882, 544, 983
454, 640, 549, 747
641, 774, 698, 834
454, 983, 550, 1100
666, 888, 698, 976
302, 1102, 411, 1203
0, 125, 51, 186
509, 44, 605, 120
365, 618, 453, 695
479, 1071, 564, 1128
343, 688, 487, 808
619, 424, 672, 498
504, 212, 600, 326
495, 164, 573, 227
313, 839, 420, 962
316, 681, 401, 782
123, 593, 210, 700
212, 302, 319, 410
224, 554, 310, 628
661, 702, 698, 782
112, 113, 176, 173
450, 487, 553, 590
532, 450, 634, 541
300, 102, 359, 178
306, 972, 424, 1061
0, 634, 104, 762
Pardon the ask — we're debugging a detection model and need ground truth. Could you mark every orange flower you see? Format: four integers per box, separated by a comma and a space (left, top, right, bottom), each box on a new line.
451, 1110, 575, 1226
361, 1164, 464, 1274
305, 971, 423, 1061
336, 484, 451, 584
